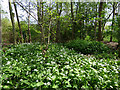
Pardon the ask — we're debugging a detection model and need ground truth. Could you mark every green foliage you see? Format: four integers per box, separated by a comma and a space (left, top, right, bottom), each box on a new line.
2, 18, 13, 43
2, 43, 119, 89
94, 53, 117, 59
103, 35, 118, 42
65, 39, 110, 54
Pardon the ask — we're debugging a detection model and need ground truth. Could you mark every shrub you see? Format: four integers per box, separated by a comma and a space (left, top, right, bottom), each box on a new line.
65, 39, 111, 54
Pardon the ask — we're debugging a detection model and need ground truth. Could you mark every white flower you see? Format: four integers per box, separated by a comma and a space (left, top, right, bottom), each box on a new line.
47, 77, 51, 80
47, 82, 51, 85
9, 66, 12, 68
116, 71, 119, 73
51, 61, 55, 64
26, 71, 29, 75
36, 80, 38, 82
110, 86, 113, 88
34, 69, 38, 72
103, 68, 107, 72
81, 70, 85, 73
104, 75, 107, 78
44, 83, 47, 85
47, 63, 50, 65
51, 75, 56, 80
20, 79, 23, 81
93, 62, 96, 65
7, 81, 9, 83
7, 61, 11, 65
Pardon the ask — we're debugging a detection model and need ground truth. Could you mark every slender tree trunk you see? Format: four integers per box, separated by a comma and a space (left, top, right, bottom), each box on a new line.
118, 3, 120, 58
94, 3, 97, 40
48, 1, 51, 44
37, 1, 41, 25
76, 2, 78, 15
110, 2, 115, 42
13, 1, 23, 43
28, 2, 31, 43
78, 2, 82, 39
41, 1, 45, 44
37, 1, 42, 42
56, 2, 59, 43
0, 5, 1, 88
0, 6, 2, 44
9, 0, 16, 44
56, 2, 62, 43
98, 1, 103, 41
85, 6, 88, 38
71, 1, 74, 40
37, 1, 44, 44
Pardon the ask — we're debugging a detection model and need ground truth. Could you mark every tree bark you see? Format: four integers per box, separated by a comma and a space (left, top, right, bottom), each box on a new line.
48, 1, 52, 44
9, 0, 16, 44
78, 2, 82, 39
0, 5, 1, 87
37, 1, 41, 26
0, 5, 2, 44
94, 3, 97, 40
13, 1, 23, 43
110, 2, 115, 42
102, 4, 117, 36
28, 2, 31, 43
118, 3, 120, 58
56, 2, 62, 43
98, 1, 103, 41
71, 1, 75, 40
41, 1, 45, 44
37, 1, 42, 42
37, 1, 44, 44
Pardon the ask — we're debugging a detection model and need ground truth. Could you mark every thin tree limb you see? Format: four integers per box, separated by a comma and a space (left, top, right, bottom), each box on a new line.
16, 1, 42, 27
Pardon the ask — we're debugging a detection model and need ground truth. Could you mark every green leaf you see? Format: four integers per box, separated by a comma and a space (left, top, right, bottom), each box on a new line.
52, 84, 59, 88
36, 82, 44, 87
66, 84, 72, 88
22, 80, 30, 85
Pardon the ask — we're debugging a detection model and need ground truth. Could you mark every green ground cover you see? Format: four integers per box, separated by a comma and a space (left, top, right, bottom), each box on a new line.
1, 43, 120, 89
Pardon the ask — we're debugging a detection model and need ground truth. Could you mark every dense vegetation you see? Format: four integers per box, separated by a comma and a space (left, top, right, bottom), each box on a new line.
65, 39, 118, 59
1, 43, 120, 89
1, 1, 120, 89
65, 39, 110, 54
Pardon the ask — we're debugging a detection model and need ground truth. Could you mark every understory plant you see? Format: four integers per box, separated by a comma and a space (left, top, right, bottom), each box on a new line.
1, 43, 120, 89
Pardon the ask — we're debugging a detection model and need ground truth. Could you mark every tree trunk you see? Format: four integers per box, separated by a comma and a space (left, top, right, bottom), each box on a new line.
13, 1, 23, 43
118, 3, 120, 58
37, 1, 42, 42
71, 1, 74, 40
48, 1, 51, 44
0, 5, 1, 86
0, 6, 2, 44
56, 2, 62, 43
94, 3, 97, 40
41, 1, 45, 44
110, 2, 115, 42
85, 5, 88, 37
37, 1, 41, 25
37, 1, 44, 44
98, 1, 103, 41
9, 0, 16, 44
78, 2, 82, 39
28, 2, 31, 43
